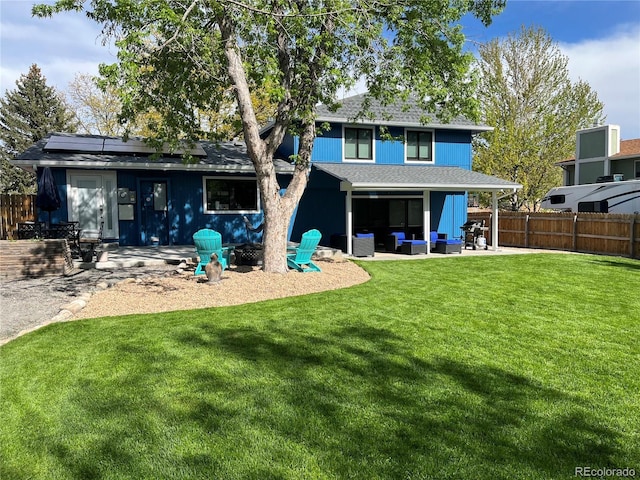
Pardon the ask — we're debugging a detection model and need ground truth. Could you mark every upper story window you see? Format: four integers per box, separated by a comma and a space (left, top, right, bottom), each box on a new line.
344, 127, 374, 161
406, 129, 434, 163
203, 176, 259, 214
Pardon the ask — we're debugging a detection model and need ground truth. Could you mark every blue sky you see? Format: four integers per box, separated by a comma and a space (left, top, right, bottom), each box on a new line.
1, 0, 639, 138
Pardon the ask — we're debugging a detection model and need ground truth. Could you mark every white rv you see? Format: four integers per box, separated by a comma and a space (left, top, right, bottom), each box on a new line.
541, 179, 640, 214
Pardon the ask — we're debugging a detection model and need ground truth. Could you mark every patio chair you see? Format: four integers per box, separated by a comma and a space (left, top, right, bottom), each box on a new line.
193, 229, 230, 275
330, 233, 375, 257
78, 221, 104, 262
287, 229, 322, 272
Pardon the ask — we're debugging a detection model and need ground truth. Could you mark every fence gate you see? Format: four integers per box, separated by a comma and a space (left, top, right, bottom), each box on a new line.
1, 194, 36, 240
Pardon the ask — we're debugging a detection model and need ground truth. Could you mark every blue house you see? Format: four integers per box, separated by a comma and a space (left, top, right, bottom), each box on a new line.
13, 135, 294, 246
12, 94, 521, 252
280, 94, 521, 253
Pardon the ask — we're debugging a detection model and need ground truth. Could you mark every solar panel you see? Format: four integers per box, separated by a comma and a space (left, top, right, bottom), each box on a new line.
103, 138, 207, 157
44, 135, 104, 152
103, 138, 157, 155
44, 134, 207, 157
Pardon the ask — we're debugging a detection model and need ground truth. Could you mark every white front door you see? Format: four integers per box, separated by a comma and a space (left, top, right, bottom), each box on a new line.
67, 171, 118, 240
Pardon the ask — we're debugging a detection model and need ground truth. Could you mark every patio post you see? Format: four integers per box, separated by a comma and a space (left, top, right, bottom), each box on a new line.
492, 191, 499, 250
345, 189, 353, 255
423, 190, 430, 251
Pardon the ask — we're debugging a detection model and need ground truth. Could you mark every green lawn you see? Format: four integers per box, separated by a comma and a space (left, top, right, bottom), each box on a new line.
1, 253, 639, 479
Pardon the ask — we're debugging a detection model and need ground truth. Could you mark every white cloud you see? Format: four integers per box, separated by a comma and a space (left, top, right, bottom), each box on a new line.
0, 1, 117, 94
560, 24, 640, 139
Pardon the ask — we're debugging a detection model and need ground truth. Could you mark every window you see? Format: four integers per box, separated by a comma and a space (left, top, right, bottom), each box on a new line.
635, 160, 640, 179
344, 127, 373, 160
406, 130, 433, 162
203, 177, 259, 213
549, 195, 566, 205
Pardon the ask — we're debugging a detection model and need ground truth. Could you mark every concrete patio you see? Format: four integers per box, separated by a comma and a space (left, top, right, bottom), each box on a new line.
82, 243, 557, 270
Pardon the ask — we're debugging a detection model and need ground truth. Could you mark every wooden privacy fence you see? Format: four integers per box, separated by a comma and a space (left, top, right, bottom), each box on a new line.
1, 194, 36, 240
468, 211, 640, 259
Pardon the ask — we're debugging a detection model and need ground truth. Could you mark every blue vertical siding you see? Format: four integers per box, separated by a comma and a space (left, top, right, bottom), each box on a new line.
292, 169, 345, 243
435, 130, 472, 168
376, 126, 404, 165
432, 191, 467, 238
312, 124, 342, 162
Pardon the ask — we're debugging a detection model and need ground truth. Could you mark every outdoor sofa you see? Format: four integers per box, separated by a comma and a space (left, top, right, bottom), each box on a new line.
385, 232, 427, 255
331, 233, 375, 257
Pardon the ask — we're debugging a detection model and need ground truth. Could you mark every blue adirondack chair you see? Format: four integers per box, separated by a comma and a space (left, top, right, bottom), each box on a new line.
193, 229, 230, 275
287, 229, 322, 272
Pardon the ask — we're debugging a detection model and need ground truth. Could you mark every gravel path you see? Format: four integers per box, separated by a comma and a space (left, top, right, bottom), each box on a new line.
0, 259, 370, 345
0, 263, 180, 345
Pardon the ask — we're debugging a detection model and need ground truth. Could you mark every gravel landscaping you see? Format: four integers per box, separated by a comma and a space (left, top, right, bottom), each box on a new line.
0, 259, 370, 344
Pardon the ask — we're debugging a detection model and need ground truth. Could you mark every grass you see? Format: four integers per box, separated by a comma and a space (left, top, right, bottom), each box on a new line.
1, 253, 639, 479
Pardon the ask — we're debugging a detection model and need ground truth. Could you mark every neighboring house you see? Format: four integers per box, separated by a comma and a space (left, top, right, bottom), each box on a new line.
556, 125, 640, 186
12, 94, 521, 251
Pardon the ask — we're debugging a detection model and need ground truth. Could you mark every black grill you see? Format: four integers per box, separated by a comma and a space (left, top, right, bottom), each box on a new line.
460, 220, 489, 250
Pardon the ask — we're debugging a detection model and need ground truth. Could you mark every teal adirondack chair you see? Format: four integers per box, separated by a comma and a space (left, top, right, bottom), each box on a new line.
193, 229, 230, 275
287, 229, 322, 272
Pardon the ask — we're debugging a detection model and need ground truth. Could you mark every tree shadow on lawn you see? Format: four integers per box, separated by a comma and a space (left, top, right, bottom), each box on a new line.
587, 257, 640, 271
40, 323, 624, 479
173, 323, 622, 478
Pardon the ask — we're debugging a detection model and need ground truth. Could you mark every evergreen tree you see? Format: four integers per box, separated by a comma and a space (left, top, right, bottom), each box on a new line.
0, 64, 77, 193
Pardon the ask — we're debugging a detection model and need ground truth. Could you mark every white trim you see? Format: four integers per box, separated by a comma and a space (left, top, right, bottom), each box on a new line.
202, 175, 261, 215
317, 116, 493, 132
352, 193, 424, 199
492, 192, 499, 251
423, 190, 430, 251
346, 190, 353, 255
342, 125, 376, 163
340, 182, 519, 192
404, 128, 435, 164
12, 160, 294, 174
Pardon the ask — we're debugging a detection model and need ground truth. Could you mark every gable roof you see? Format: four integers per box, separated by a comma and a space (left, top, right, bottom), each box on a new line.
315, 163, 522, 192
12, 133, 295, 174
315, 94, 492, 132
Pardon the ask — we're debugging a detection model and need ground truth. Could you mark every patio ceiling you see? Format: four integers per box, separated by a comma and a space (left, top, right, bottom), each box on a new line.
314, 163, 522, 192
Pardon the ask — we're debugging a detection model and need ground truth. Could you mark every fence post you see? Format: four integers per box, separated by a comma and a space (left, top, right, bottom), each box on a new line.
572, 214, 578, 252
631, 216, 637, 259
525, 214, 530, 248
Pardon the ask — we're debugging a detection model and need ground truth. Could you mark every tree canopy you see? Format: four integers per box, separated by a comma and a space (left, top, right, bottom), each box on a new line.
0, 64, 77, 194
35, 0, 505, 271
473, 26, 605, 211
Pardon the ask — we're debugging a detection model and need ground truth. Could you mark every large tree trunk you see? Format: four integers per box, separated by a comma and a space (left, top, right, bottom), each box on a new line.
254, 133, 312, 273
220, 16, 315, 273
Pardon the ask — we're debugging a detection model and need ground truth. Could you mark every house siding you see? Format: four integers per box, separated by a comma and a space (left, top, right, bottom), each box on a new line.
283, 124, 475, 243
40, 168, 288, 247
291, 169, 345, 242
434, 130, 472, 168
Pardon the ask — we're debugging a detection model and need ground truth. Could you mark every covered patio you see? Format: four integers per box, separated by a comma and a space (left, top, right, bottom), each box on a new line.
314, 164, 522, 255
